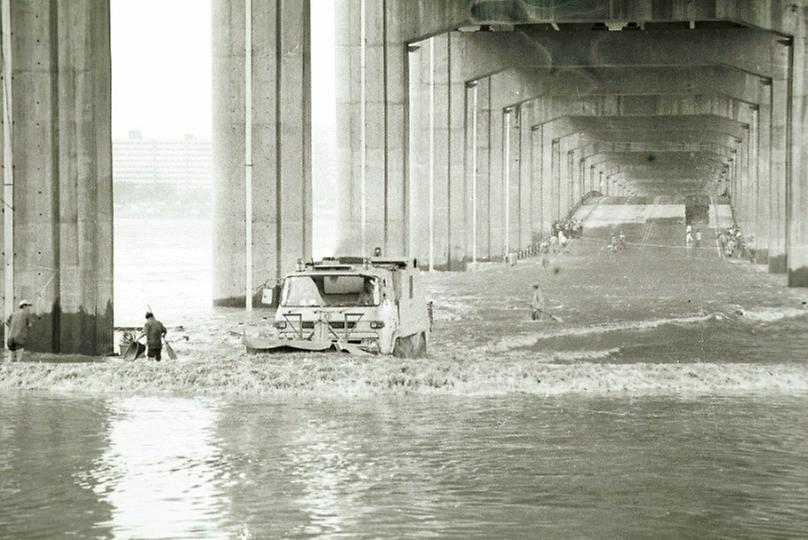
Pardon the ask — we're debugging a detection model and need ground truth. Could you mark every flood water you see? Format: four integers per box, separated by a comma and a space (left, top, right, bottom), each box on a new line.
2, 393, 808, 538
2, 217, 808, 538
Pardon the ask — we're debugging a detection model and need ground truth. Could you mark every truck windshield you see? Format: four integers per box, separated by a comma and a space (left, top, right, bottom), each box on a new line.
280, 275, 379, 307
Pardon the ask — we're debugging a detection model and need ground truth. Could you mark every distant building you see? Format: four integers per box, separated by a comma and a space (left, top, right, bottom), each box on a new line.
113, 132, 212, 187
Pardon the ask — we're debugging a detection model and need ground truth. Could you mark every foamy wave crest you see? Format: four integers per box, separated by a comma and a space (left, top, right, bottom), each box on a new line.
552, 348, 621, 361
733, 306, 808, 322
486, 314, 714, 353
2, 357, 807, 398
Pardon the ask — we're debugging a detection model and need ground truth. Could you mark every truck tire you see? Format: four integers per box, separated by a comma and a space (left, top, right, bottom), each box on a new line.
393, 336, 409, 358
393, 334, 417, 358
416, 332, 428, 357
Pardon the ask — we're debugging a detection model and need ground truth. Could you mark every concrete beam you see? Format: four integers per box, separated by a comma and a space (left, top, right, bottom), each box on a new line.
455, 28, 788, 81
488, 66, 767, 108
467, 0, 799, 35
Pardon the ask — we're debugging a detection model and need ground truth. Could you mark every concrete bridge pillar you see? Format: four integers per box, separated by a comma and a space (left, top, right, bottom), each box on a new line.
752, 80, 772, 264
769, 77, 788, 274
0, 0, 113, 354
212, 0, 312, 306
475, 77, 492, 260
519, 101, 536, 247
550, 136, 561, 222
788, 28, 808, 286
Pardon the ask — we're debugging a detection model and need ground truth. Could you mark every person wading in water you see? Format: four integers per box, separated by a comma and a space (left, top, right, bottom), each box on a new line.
137, 312, 167, 361
530, 284, 546, 321
5, 300, 34, 362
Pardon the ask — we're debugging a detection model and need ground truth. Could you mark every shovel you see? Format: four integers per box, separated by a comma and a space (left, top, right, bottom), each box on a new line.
163, 337, 177, 360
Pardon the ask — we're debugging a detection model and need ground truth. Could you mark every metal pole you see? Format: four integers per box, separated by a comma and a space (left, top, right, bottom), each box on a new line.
428, 38, 434, 271
244, 0, 253, 311
1, 0, 13, 322
359, 0, 367, 256
471, 84, 478, 265
503, 108, 511, 259
406, 46, 418, 259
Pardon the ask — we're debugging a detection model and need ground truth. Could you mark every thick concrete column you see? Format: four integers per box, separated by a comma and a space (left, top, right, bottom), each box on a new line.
382, 1, 409, 257
539, 126, 554, 230
518, 101, 534, 247
754, 82, 771, 262
745, 107, 759, 247
551, 136, 561, 221
558, 138, 573, 216
0, 0, 112, 354
447, 33, 467, 269
505, 106, 520, 252
769, 76, 788, 274
464, 81, 477, 263
477, 77, 492, 260
406, 39, 433, 266
335, 1, 471, 267
431, 34, 450, 268
488, 90, 504, 258
788, 24, 808, 286
529, 124, 542, 240
501, 106, 515, 255
741, 125, 753, 231
212, 0, 311, 306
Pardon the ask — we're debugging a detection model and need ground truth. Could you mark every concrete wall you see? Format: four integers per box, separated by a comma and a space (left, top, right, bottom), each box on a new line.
0, 0, 113, 355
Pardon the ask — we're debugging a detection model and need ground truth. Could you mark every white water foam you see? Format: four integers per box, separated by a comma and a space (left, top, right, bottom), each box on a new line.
2, 357, 807, 398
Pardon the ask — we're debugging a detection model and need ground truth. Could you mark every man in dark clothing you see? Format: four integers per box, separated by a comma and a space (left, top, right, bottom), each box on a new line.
6, 300, 34, 362
138, 312, 167, 361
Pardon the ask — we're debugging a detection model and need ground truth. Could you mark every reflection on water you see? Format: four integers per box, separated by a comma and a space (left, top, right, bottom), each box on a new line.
0, 396, 114, 538
2, 395, 808, 537
91, 397, 227, 539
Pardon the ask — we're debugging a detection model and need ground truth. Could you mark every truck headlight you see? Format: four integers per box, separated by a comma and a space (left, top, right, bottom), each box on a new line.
274, 321, 287, 329
370, 321, 385, 329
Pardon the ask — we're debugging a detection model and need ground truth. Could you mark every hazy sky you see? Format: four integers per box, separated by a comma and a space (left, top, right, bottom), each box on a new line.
111, 0, 334, 141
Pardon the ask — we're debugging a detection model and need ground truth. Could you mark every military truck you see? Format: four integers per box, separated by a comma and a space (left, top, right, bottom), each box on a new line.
244, 256, 430, 357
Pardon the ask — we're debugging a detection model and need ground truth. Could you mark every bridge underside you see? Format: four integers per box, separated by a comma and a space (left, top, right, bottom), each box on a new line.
2, 0, 808, 353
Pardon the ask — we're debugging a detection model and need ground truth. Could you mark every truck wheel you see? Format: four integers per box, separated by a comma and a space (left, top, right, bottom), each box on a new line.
393, 335, 414, 358
392, 337, 406, 358
416, 332, 428, 357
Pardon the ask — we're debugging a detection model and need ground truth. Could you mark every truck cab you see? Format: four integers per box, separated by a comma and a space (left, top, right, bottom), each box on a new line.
255, 257, 430, 357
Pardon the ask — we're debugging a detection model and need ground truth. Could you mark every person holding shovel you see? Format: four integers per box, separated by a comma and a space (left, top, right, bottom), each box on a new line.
530, 283, 562, 323
530, 284, 546, 321
137, 311, 167, 361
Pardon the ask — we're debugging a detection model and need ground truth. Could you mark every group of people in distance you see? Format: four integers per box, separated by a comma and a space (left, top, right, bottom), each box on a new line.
608, 228, 627, 253
538, 218, 584, 257
717, 225, 755, 261
551, 219, 583, 242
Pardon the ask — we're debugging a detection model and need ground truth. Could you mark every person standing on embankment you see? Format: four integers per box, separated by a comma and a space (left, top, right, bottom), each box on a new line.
137, 312, 167, 361
5, 300, 34, 362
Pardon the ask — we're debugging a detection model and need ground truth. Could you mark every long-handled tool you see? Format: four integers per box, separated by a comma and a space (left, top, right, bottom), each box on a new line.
163, 337, 177, 360
530, 306, 563, 323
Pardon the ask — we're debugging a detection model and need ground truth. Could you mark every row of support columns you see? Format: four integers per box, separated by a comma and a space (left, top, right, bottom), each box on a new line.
329, 12, 808, 286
